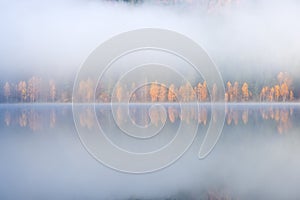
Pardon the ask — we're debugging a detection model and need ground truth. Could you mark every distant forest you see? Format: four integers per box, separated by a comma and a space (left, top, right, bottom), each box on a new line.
0, 72, 298, 104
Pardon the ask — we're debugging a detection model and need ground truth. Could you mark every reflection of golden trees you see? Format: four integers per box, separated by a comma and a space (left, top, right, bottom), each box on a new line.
50, 109, 56, 128
149, 107, 160, 127
4, 111, 11, 126
19, 111, 27, 127
242, 109, 249, 124
28, 110, 41, 131
198, 107, 207, 125
2, 105, 295, 134
79, 107, 95, 129
168, 106, 178, 123
260, 106, 292, 134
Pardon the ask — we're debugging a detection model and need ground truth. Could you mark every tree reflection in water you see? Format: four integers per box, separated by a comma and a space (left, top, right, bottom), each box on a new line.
1, 104, 298, 134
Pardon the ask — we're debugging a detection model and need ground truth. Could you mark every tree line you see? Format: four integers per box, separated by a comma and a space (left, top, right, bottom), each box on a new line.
1, 72, 297, 103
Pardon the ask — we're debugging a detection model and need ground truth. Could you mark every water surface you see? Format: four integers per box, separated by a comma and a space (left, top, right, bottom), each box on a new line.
0, 104, 300, 199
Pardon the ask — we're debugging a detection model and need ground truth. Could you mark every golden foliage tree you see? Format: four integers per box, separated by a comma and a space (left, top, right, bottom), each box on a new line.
226, 81, 232, 102
269, 87, 274, 102
18, 81, 27, 102
49, 80, 56, 102
168, 84, 177, 102
241, 82, 249, 101
195, 83, 202, 101
211, 83, 218, 102
289, 91, 294, 101
3, 82, 11, 102
150, 81, 159, 102
78, 78, 94, 102
158, 84, 167, 102
179, 83, 188, 102
130, 82, 137, 102
200, 81, 208, 101
232, 81, 239, 102
194, 81, 207, 102
115, 83, 123, 102
280, 82, 289, 102
27, 76, 41, 102
274, 85, 280, 101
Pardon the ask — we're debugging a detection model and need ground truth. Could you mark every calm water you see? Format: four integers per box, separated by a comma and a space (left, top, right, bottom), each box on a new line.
0, 104, 300, 199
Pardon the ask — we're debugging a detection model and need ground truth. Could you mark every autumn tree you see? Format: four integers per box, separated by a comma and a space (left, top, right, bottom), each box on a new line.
168, 84, 177, 102
158, 84, 167, 102
18, 81, 27, 102
85, 78, 94, 102
211, 83, 218, 102
129, 82, 137, 102
179, 84, 187, 102
3, 82, 11, 102
274, 85, 280, 101
232, 81, 239, 102
194, 81, 207, 102
150, 81, 159, 102
226, 81, 232, 102
49, 80, 56, 102
78, 80, 86, 101
27, 76, 41, 102
277, 72, 293, 102
260, 86, 268, 102
78, 78, 94, 102
241, 82, 249, 101
268, 87, 274, 102
277, 72, 284, 85
280, 82, 289, 102
194, 82, 202, 101
200, 81, 208, 101
289, 91, 294, 101
277, 72, 292, 87
179, 82, 193, 102
115, 83, 123, 102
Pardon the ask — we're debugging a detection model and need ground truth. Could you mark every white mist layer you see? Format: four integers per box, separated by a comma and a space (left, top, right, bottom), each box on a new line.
0, 0, 300, 77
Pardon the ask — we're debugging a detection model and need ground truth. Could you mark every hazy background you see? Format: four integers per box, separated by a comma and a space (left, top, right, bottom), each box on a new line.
0, 0, 300, 80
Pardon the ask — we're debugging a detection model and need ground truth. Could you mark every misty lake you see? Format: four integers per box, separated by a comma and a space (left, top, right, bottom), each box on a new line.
1, 103, 300, 199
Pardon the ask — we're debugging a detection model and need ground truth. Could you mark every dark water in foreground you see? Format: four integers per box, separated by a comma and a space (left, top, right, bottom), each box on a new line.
0, 104, 300, 199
